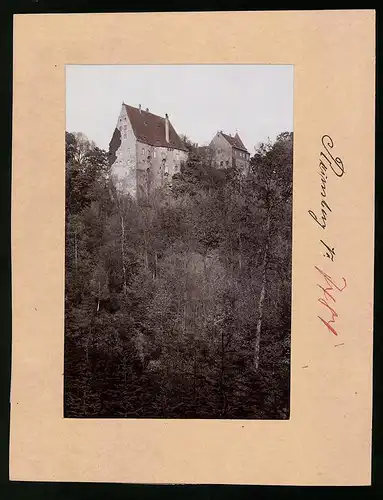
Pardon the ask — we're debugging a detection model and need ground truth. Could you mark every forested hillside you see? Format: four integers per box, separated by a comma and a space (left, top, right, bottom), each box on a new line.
64, 131, 293, 419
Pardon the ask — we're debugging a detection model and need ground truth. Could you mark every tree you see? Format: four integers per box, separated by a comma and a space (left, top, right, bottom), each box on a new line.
64, 130, 293, 419
249, 132, 293, 370
179, 134, 195, 153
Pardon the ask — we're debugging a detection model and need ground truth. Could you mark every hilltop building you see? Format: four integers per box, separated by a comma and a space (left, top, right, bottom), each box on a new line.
209, 131, 250, 173
109, 103, 188, 197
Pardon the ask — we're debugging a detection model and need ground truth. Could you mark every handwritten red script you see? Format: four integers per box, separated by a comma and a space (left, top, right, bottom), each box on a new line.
315, 266, 347, 336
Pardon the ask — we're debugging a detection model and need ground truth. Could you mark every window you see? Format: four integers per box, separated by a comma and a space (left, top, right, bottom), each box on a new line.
220, 161, 224, 166
153, 150, 157, 158
142, 148, 145, 156
226, 160, 229, 166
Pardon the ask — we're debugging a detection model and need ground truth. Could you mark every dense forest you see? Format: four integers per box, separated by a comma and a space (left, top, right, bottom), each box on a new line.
64, 131, 293, 419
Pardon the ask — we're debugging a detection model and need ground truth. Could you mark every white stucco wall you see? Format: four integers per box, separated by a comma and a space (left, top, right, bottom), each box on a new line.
232, 148, 250, 174
209, 132, 233, 168
210, 132, 250, 173
111, 105, 138, 197
136, 142, 188, 195
111, 105, 188, 197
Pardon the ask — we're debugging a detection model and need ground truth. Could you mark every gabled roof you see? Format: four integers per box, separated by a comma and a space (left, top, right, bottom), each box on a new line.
221, 132, 248, 152
124, 104, 188, 151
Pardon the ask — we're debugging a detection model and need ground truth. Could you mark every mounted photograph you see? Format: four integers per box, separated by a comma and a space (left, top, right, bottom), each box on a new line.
64, 64, 293, 419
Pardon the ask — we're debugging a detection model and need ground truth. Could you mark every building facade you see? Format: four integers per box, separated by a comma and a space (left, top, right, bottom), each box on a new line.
209, 131, 250, 173
109, 103, 188, 198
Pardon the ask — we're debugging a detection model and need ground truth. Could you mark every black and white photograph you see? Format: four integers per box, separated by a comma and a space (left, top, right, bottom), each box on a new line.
64, 64, 293, 419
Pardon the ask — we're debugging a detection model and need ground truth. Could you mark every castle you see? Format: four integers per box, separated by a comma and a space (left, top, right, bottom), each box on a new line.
109, 102, 250, 197
209, 130, 250, 173
109, 103, 188, 198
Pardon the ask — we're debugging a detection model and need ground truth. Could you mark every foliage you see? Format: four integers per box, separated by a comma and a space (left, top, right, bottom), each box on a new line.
64, 131, 293, 419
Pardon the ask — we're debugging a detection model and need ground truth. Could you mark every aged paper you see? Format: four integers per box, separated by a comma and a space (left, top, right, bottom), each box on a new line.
10, 10, 375, 485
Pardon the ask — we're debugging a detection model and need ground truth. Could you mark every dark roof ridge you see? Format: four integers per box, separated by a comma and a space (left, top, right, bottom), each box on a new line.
220, 131, 248, 152
124, 104, 188, 151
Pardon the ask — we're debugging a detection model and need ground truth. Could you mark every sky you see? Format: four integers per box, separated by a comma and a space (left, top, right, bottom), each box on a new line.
66, 65, 293, 153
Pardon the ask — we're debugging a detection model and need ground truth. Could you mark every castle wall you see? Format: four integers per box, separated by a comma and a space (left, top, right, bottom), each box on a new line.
110, 105, 138, 197
232, 147, 250, 174
111, 105, 188, 198
209, 133, 233, 168
136, 142, 188, 196
209, 133, 250, 174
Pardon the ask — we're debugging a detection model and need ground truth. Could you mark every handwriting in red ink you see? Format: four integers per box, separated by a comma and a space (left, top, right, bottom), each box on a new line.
315, 266, 347, 336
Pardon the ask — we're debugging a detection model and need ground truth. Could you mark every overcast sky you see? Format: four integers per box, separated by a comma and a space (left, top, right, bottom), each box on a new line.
66, 65, 293, 153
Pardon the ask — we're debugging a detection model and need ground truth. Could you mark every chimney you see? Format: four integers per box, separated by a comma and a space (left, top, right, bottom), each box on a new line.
146, 107, 149, 112
139, 104, 141, 113
165, 113, 169, 143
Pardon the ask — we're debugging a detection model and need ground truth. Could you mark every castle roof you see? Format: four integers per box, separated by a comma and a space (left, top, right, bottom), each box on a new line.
124, 104, 188, 151
220, 132, 248, 152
